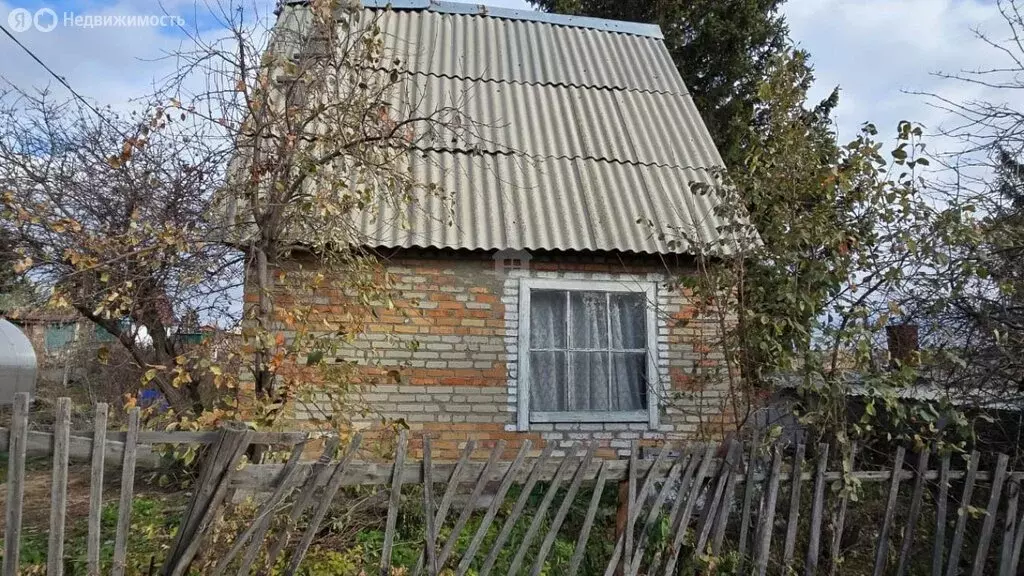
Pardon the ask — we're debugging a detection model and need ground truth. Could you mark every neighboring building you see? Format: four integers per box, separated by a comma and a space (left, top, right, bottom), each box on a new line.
6, 308, 122, 384
6, 298, 179, 390
258, 1, 746, 457
8, 309, 94, 359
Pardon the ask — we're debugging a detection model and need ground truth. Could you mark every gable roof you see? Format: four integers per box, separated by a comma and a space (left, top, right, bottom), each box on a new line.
274, 0, 738, 255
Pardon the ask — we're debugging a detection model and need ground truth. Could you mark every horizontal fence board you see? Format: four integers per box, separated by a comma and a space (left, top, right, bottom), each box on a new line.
227, 459, 1021, 491
8, 430, 162, 466
2, 426, 1020, 491
0, 428, 305, 451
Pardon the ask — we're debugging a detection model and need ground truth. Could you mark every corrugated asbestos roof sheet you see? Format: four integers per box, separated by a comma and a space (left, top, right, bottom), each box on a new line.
359, 152, 729, 254
372, 6, 685, 94
278, 1, 738, 255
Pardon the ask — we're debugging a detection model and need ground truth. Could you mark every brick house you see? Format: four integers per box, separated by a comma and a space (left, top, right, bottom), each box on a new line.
264, 0, 743, 458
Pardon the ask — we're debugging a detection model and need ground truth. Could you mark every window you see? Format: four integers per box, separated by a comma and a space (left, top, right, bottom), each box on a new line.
517, 278, 659, 428
44, 323, 76, 353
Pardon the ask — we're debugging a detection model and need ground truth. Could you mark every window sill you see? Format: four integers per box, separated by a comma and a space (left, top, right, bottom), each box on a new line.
530, 410, 649, 424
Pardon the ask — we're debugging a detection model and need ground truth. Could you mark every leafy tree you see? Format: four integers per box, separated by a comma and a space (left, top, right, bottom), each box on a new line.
913, 149, 1024, 415
906, 0, 1024, 422
532, 0, 789, 167
0, 1, 471, 432
667, 49, 976, 448
0, 92, 234, 413
0, 226, 33, 312
0, 226, 16, 287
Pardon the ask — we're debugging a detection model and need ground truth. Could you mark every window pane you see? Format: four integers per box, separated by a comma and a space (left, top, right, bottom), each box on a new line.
530, 290, 566, 349
569, 351, 609, 411
570, 292, 608, 348
610, 293, 646, 350
44, 324, 75, 352
611, 352, 647, 411
530, 351, 566, 411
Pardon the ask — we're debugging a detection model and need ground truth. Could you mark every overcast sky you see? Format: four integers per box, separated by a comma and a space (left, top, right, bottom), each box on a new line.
0, 0, 1015, 162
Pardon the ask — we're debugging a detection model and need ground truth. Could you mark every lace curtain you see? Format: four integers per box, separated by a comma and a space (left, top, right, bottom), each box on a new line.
529, 290, 647, 413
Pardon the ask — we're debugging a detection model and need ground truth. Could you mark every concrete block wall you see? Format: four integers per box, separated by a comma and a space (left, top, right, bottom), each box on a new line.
275, 249, 739, 459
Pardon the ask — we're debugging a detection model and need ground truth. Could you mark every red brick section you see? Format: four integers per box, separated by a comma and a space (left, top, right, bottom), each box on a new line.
264, 248, 743, 460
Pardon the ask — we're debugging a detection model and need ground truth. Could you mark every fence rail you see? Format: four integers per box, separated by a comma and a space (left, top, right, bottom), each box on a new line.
2, 393, 1023, 576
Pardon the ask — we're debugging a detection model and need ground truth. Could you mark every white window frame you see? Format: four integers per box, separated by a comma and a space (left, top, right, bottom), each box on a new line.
516, 277, 660, 430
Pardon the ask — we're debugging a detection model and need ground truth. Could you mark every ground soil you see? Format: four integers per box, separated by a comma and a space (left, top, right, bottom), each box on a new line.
0, 458, 176, 533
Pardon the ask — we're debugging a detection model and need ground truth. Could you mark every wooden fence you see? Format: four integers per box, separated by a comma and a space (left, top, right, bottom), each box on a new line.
3, 393, 1024, 575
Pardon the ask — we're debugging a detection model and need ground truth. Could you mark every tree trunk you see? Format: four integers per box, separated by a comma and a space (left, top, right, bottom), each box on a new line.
253, 246, 274, 400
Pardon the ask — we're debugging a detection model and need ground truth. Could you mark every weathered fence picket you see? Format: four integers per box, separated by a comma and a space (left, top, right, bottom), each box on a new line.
895, 448, 930, 576
804, 443, 829, 576
754, 447, 784, 576
711, 441, 742, 555
46, 397, 71, 576
529, 443, 596, 576
436, 439, 504, 571
604, 442, 673, 576
662, 443, 718, 576
212, 437, 308, 576
262, 436, 339, 572
697, 441, 737, 555
3, 392, 28, 576
973, 453, 1010, 576
169, 428, 252, 576
649, 445, 702, 573
455, 440, 532, 576
998, 479, 1020, 576
422, 435, 439, 576
830, 442, 857, 576
933, 451, 952, 576
623, 439, 639, 574
417, 440, 477, 576
783, 442, 806, 566
1008, 481, 1024, 576
947, 451, 982, 576
874, 445, 906, 576
285, 433, 362, 576
380, 430, 408, 576
110, 407, 139, 576
4, 394, 1024, 576
86, 402, 108, 576
736, 439, 759, 566
507, 444, 578, 576
568, 459, 609, 576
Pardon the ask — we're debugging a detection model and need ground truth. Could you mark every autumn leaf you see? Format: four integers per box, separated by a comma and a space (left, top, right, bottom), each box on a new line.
13, 257, 32, 273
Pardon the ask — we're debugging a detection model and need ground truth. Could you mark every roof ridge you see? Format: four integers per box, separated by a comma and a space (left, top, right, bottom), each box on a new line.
277, 0, 663, 38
